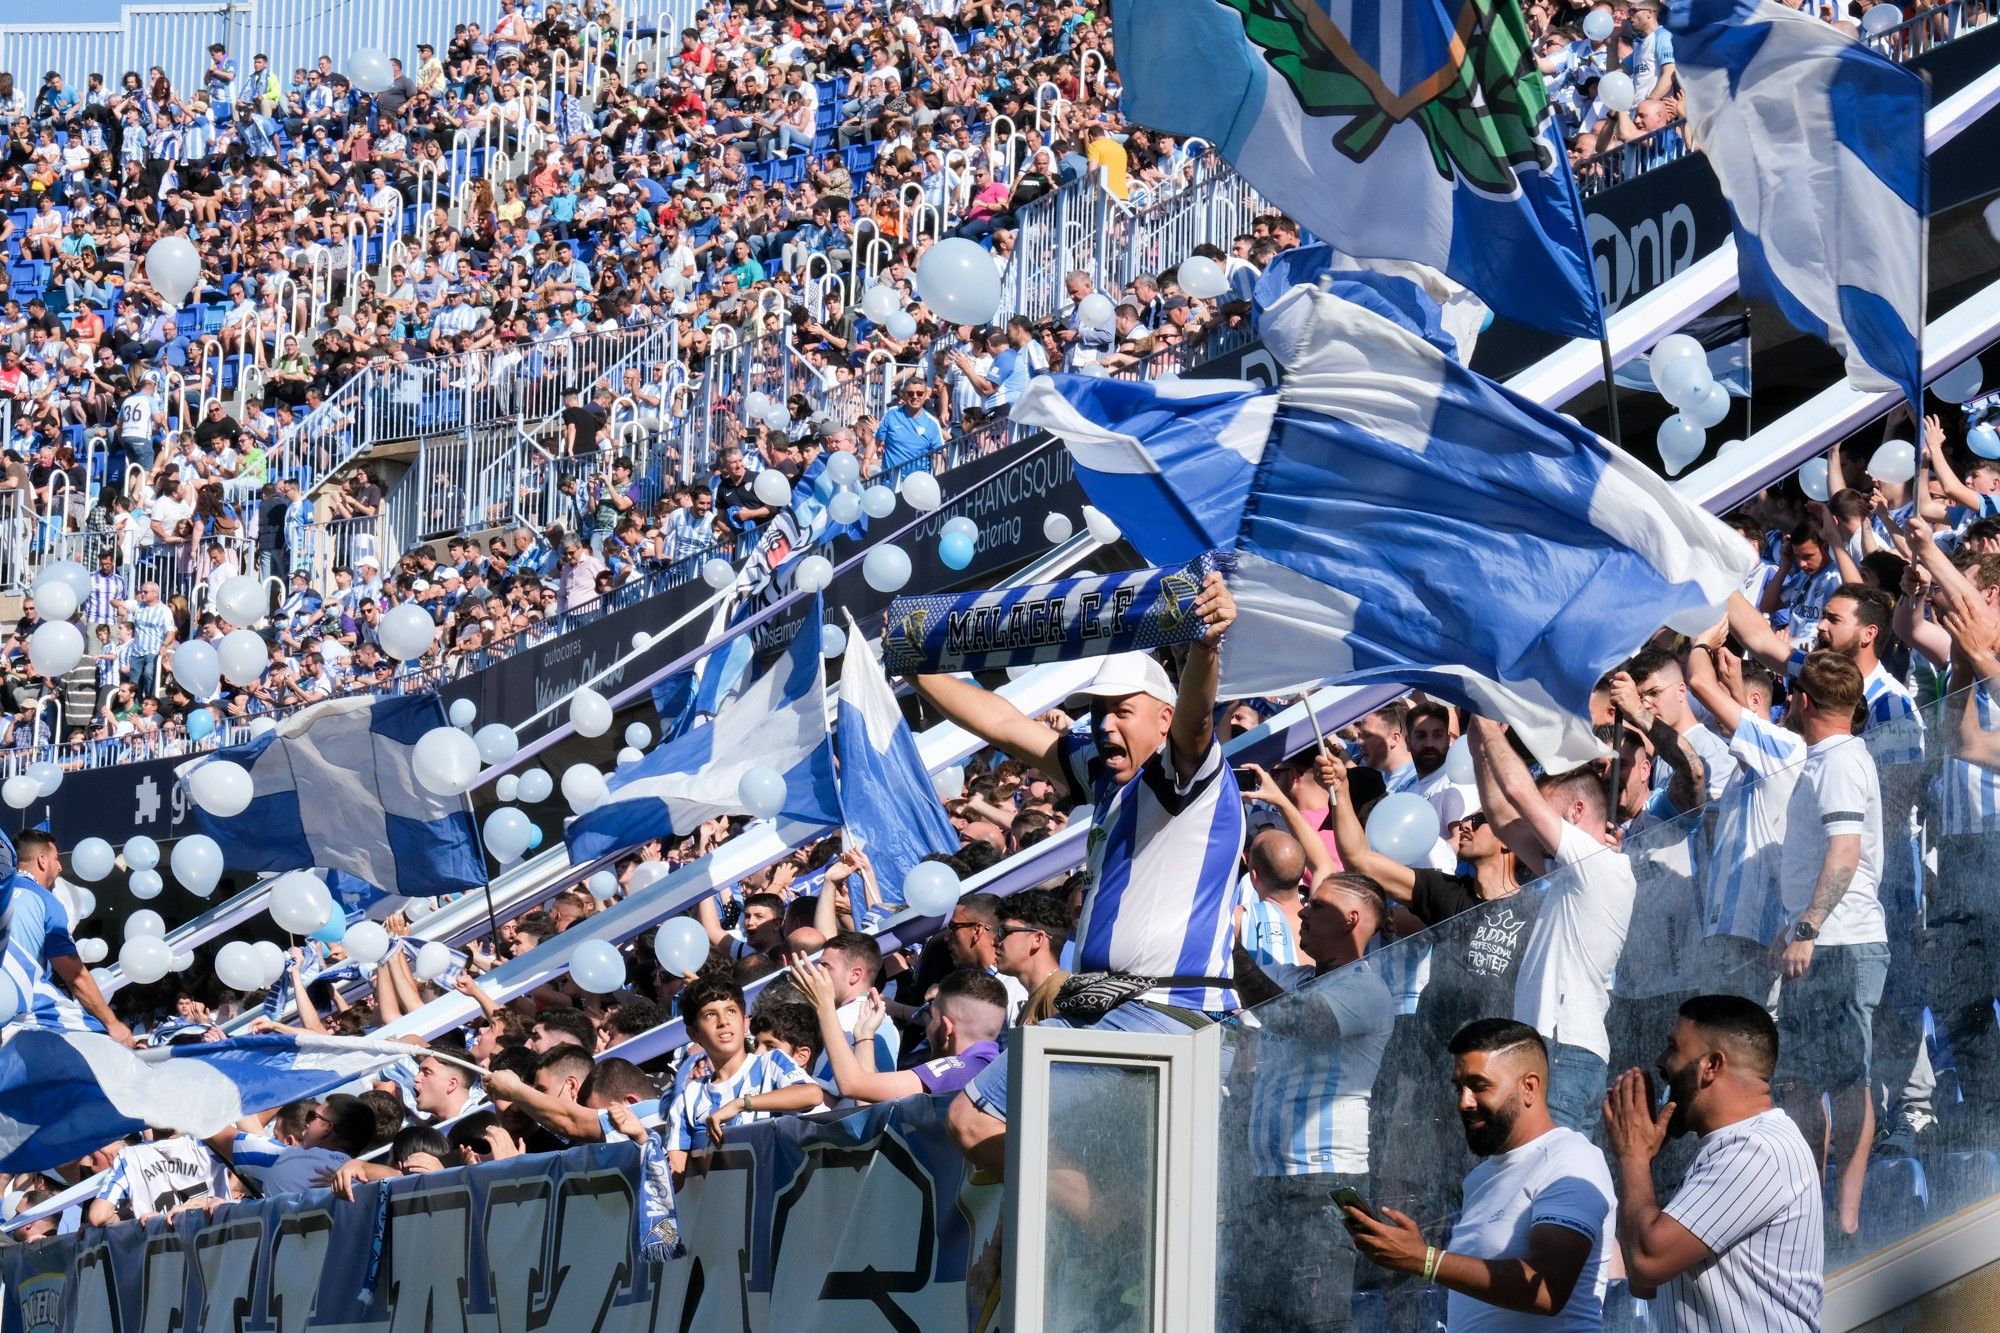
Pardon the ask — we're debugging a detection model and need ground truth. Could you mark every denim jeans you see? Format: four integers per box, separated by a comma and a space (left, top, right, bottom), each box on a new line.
1547, 1042, 1608, 1142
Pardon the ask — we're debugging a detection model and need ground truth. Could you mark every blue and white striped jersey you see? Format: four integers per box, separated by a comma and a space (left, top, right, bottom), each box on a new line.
97, 1138, 228, 1218
1246, 962, 1394, 1177
664, 1048, 813, 1153
0, 876, 81, 1031
129, 602, 174, 657
1238, 885, 1302, 970
1861, 663, 1925, 768
228, 1132, 348, 1198
1937, 680, 2000, 836
1704, 714, 1807, 945
1777, 566, 1841, 647
1060, 731, 1245, 1012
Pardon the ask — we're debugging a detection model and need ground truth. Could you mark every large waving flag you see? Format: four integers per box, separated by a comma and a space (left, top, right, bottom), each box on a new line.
835, 617, 958, 912
566, 599, 841, 864
177, 695, 485, 899
1667, 0, 1926, 406
1224, 287, 1750, 768
1112, 0, 1603, 339
0, 1031, 423, 1172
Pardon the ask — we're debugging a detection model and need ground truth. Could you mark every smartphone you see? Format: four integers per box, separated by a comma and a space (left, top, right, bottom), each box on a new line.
1330, 1186, 1376, 1227
1232, 766, 1260, 784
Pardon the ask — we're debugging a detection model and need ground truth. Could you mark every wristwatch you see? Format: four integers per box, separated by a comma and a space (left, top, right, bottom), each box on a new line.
1792, 919, 1820, 942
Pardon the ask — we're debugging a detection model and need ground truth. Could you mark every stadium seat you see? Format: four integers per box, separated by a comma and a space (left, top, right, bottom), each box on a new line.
1859, 1157, 1928, 1248
1933, 1149, 2000, 1214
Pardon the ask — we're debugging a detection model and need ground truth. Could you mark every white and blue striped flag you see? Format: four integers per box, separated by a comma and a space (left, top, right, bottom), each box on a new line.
835, 615, 958, 912
177, 695, 485, 900
566, 598, 841, 864
1223, 285, 1753, 769
0, 1030, 422, 1173
1667, 0, 1927, 407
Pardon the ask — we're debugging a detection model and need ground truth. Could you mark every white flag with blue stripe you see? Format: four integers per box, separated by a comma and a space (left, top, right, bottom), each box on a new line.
835, 616, 958, 912
1667, 0, 1926, 406
0, 1030, 423, 1172
566, 599, 841, 864
1221, 285, 1755, 769
177, 695, 485, 900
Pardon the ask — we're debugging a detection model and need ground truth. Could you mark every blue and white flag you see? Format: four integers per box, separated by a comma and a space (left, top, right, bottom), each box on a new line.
1221, 286, 1754, 769
1112, 0, 1604, 339
1667, 0, 1926, 407
1011, 376, 1271, 567
177, 695, 485, 900
0, 1030, 421, 1173
836, 618, 958, 911
566, 600, 841, 864
1252, 247, 1487, 366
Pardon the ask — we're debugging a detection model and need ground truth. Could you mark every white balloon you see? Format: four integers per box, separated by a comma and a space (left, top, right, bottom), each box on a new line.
884, 310, 918, 341
254, 940, 286, 987
24, 761, 60, 799
827, 491, 863, 526
862, 544, 912, 593
753, 468, 794, 509
144, 235, 202, 306
914, 237, 1004, 324
269, 871, 333, 934
900, 471, 942, 511
942, 516, 979, 543
570, 687, 613, 738
170, 834, 224, 898
792, 554, 834, 593
654, 917, 711, 975
1, 775, 37, 810
1177, 254, 1229, 300
587, 870, 620, 902
1596, 69, 1636, 114
378, 603, 438, 662
413, 941, 452, 982
1868, 439, 1918, 485
1444, 735, 1477, 786
71, 837, 115, 882
123, 836, 160, 870
903, 861, 962, 916
33, 580, 76, 622
473, 723, 519, 766
448, 698, 479, 729
933, 764, 967, 800
746, 391, 773, 419
1582, 8, 1614, 40
1860, 3, 1902, 35
624, 723, 653, 752
738, 765, 786, 819
822, 624, 848, 659
1933, 358, 1984, 404
496, 773, 520, 802
1657, 353, 1713, 410
861, 485, 898, 519
484, 807, 534, 861
861, 283, 902, 324
124, 908, 166, 939
517, 768, 555, 804
173, 640, 221, 699
217, 629, 268, 687
628, 861, 671, 892
562, 763, 609, 814
1082, 505, 1123, 545
68, 884, 95, 920
129, 869, 163, 900
1657, 414, 1706, 476
216, 574, 268, 626
76, 937, 108, 964
1366, 791, 1443, 867
215, 940, 265, 991
28, 621, 84, 677
343, 920, 392, 967
189, 760, 253, 817
1798, 457, 1832, 503
347, 47, 394, 95
1685, 380, 1731, 430
413, 726, 482, 796
1077, 293, 1116, 330
825, 452, 862, 487
120, 935, 174, 985
702, 557, 735, 590
171, 950, 195, 974
570, 939, 627, 994
1043, 512, 1074, 544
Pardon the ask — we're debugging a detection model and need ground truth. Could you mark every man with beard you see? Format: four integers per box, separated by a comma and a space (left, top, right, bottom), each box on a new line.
1346, 1018, 1613, 1328
1406, 700, 1476, 870
1602, 994, 1823, 1330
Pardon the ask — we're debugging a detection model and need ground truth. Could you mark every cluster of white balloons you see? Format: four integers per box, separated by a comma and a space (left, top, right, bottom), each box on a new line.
1649, 334, 1731, 476
22, 561, 92, 678
0, 761, 60, 810
743, 391, 793, 435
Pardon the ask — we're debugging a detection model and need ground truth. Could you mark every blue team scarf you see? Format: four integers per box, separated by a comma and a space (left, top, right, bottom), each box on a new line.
881, 553, 1223, 676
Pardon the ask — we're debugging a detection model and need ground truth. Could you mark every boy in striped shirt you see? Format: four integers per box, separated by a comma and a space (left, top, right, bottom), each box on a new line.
662, 974, 823, 1176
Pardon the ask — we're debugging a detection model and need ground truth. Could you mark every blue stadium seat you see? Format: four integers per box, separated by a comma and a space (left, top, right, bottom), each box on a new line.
1859, 1157, 1927, 1249
1934, 1149, 2000, 1214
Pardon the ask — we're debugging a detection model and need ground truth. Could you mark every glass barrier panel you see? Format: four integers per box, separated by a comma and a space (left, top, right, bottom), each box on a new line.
1045, 1059, 1162, 1333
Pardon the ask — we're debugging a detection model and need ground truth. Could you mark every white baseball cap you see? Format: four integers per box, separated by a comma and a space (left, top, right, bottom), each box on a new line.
1074, 652, 1175, 706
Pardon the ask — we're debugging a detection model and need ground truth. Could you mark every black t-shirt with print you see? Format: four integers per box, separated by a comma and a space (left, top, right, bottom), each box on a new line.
1410, 869, 1538, 1044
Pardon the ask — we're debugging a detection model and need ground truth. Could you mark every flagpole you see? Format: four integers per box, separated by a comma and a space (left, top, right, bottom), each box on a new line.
1598, 338, 1626, 449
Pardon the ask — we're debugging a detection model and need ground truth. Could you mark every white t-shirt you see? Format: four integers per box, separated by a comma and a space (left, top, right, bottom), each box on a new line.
98, 1137, 229, 1218
1448, 1126, 1614, 1332
1513, 823, 1636, 1061
1778, 735, 1883, 947
1247, 962, 1394, 1176
1658, 1109, 1823, 1333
